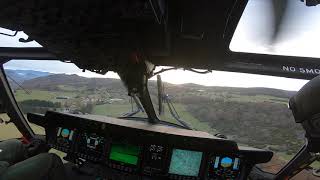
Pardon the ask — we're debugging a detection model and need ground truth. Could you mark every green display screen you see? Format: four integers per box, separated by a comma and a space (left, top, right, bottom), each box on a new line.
109, 143, 140, 165
169, 149, 203, 177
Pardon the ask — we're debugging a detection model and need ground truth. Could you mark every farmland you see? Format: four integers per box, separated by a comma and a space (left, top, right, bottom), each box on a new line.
1, 70, 318, 171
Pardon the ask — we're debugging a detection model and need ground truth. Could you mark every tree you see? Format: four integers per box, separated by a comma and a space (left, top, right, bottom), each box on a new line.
18, 99, 61, 114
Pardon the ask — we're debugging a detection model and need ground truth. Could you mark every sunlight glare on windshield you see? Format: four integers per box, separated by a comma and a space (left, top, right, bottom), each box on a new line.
230, 0, 320, 58
150, 67, 308, 91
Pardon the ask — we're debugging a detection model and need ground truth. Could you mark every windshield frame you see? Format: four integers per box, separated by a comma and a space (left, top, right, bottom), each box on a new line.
0, 64, 35, 139
1, 58, 316, 176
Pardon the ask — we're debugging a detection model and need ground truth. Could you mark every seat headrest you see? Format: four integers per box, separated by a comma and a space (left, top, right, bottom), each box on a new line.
290, 75, 320, 123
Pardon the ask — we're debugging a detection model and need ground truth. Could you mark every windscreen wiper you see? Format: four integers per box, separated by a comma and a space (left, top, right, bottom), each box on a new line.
164, 94, 193, 130
156, 75, 193, 130
122, 95, 145, 117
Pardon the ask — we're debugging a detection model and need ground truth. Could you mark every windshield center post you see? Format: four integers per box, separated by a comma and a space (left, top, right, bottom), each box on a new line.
118, 55, 159, 124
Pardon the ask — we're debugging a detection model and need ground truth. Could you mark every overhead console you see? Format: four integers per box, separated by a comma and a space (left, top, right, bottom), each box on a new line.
31, 111, 273, 180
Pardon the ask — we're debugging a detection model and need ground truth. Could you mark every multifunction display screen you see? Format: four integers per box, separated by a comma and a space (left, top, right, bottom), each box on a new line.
169, 149, 203, 177
78, 132, 106, 158
109, 143, 141, 165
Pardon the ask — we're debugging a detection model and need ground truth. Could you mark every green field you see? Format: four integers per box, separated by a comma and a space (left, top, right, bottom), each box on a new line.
9, 88, 288, 142
15, 89, 77, 102
92, 103, 138, 117
229, 94, 288, 104
160, 103, 218, 134
92, 102, 217, 134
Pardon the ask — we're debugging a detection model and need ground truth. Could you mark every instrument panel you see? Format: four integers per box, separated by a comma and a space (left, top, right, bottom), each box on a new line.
41, 111, 273, 180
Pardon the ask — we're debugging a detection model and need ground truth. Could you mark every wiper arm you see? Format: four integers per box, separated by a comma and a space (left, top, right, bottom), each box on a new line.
132, 95, 145, 113
164, 94, 193, 130
122, 109, 141, 118
122, 95, 144, 117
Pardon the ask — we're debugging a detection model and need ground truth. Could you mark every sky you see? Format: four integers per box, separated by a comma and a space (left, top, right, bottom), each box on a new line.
2, 0, 320, 91
4, 60, 308, 91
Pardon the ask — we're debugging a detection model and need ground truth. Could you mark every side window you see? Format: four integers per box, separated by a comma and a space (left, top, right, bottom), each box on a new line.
0, 113, 22, 140
2, 62, 54, 136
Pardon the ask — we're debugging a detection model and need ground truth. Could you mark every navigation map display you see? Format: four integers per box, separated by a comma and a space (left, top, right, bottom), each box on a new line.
169, 149, 203, 177
109, 143, 141, 165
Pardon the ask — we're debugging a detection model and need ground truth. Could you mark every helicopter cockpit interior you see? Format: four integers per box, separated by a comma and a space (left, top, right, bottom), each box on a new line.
0, 0, 320, 180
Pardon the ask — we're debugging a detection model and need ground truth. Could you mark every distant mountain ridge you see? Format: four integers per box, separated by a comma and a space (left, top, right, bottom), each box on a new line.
22, 74, 125, 90
4, 69, 53, 89
5, 69, 53, 83
21, 73, 296, 99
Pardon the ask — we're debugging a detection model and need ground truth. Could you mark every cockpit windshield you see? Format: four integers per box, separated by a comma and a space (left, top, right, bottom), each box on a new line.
4, 59, 319, 173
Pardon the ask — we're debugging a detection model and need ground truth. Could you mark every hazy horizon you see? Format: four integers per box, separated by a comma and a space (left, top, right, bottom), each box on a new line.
4, 60, 308, 91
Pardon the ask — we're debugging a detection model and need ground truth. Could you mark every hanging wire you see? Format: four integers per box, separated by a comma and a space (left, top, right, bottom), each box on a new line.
130, 96, 134, 112
163, 94, 192, 130
152, 67, 177, 77
152, 67, 212, 77
166, 96, 180, 119
184, 68, 212, 74
6, 75, 30, 95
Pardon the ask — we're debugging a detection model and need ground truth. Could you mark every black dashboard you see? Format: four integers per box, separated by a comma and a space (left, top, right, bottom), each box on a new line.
30, 111, 273, 180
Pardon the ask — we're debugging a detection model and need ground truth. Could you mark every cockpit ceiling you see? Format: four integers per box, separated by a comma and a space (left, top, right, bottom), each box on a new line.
0, 0, 319, 80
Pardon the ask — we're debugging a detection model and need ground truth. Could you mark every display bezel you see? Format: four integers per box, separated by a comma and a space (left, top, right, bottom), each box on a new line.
141, 144, 170, 176
167, 147, 205, 178
75, 131, 109, 161
50, 126, 77, 153
107, 139, 142, 169
206, 153, 243, 180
